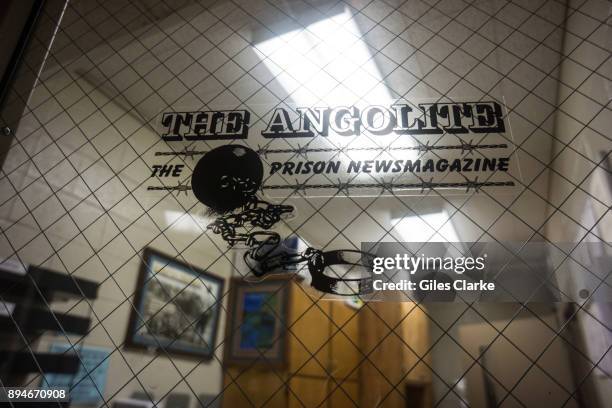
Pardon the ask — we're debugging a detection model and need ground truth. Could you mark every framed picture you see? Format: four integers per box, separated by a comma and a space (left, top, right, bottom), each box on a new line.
42, 344, 110, 405
224, 277, 291, 367
126, 248, 224, 359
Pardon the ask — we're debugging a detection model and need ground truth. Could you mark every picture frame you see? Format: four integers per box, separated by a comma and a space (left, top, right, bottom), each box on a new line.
42, 343, 110, 405
126, 248, 224, 360
224, 276, 291, 368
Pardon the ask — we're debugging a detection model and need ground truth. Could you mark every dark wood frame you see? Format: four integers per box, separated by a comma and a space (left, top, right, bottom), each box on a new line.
223, 276, 292, 368
0, 1, 43, 105
0, 0, 49, 170
125, 247, 224, 360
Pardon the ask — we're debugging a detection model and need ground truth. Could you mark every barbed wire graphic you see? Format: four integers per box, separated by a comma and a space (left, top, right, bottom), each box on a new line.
147, 177, 515, 195
153, 141, 509, 159
261, 178, 515, 194
257, 141, 508, 158
154, 143, 206, 159
146, 179, 191, 195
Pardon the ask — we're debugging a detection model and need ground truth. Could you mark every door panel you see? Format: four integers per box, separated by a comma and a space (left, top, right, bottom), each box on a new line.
289, 284, 331, 376
222, 368, 286, 408
330, 302, 361, 380
287, 376, 328, 408
329, 380, 359, 408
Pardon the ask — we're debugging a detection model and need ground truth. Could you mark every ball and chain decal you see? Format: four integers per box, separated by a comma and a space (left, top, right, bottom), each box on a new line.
145, 101, 519, 295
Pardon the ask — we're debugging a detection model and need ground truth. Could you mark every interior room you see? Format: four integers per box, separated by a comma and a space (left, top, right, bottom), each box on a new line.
0, 0, 610, 407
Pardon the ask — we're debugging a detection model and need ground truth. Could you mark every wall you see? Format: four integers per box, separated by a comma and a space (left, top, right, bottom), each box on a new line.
17, 80, 234, 405
457, 306, 577, 408
1, 2, 236, 404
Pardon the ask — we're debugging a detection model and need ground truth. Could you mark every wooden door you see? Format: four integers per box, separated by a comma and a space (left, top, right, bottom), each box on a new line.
222, 368, 287, 407
288, 284, 331, 377
329, 379, 360, 407
287, 376, 328, 408
329, 301, 361, 381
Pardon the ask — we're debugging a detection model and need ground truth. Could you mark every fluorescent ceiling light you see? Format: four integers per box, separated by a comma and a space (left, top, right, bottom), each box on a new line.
255, 7, 416, 166
392, 211, 460, 242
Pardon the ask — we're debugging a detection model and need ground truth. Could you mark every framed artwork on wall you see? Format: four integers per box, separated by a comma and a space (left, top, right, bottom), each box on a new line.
126, 248, 224, 360
224, 277, 291, 368
41, 343, 110, 405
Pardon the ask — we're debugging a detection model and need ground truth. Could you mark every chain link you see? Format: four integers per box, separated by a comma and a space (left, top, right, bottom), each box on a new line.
206, 197, 293, 246
204, 180, 319, 276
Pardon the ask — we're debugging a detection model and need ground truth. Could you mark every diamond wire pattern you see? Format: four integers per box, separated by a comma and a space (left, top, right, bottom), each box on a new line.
234, 0, 612, 401
47, 0, 428, 404
0, 0, 608, 388
0, 3, 608, 408
0, 0, 610, 407
0, 2, 392, 404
